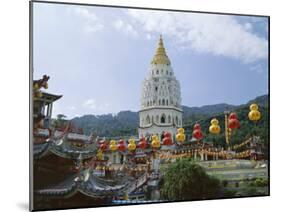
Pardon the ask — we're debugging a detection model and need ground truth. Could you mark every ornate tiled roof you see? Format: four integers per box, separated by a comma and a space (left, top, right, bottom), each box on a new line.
35, 170, 146, 199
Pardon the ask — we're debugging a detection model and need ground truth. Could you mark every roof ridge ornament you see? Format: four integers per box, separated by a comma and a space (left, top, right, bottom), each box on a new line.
151, 34, 171, 65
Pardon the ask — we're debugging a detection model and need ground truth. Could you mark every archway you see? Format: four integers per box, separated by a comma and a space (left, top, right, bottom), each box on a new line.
161, 114, 166, 123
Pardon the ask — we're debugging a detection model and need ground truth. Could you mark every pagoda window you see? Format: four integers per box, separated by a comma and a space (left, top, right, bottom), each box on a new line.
146, 115, 150, 124
162, 99, 165, 105
175, 116, 178, 125
159, 99, 161, 105
166, 99, 169, 105
168, 115, 171, 123
156, 70, 159, 74
155, 86, 158, 92
156, 115, 159, 123
161, 114, 166, 123
153, 100, 155, 105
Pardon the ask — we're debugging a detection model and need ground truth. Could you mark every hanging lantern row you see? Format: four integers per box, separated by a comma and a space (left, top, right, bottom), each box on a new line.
232, 138, 252, 150
94, 165, 147, 172
159, 152, 193, 159
98, 103, 261, 152
234, 150, 251, 159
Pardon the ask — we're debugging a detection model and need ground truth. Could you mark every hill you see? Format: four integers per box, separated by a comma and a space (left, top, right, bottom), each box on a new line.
70, 94, 268, 140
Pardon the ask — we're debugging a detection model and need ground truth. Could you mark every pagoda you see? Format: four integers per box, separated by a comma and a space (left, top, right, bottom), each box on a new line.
138, 35, 183, 138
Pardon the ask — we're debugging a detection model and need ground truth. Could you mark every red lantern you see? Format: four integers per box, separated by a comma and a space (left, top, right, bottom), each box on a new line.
118, 139, 126, 151
163, 132, 171, 138
98, 139, 106, 145
228, 118, 240, 129
193, 123, 201, 130
163, 131, 173, 145
229, 112, 238, 120
138, 138, 147, 149
163, 137, 173, 145
99, 143, 107, 151
192, 129, 203, 140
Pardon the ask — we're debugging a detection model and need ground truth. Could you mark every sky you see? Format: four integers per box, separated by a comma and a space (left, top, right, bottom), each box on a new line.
33, 2, 269, 119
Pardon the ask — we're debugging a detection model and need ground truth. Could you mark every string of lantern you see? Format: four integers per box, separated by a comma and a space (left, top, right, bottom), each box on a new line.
232, 138, 252, 150
93, 104, 262, 161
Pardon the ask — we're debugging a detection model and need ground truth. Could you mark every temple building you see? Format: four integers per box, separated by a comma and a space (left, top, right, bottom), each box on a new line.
138, 35, 183, 138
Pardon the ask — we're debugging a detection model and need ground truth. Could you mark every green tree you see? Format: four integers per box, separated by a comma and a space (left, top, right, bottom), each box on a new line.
160, 158, 221, 200
52, 114, 68, 129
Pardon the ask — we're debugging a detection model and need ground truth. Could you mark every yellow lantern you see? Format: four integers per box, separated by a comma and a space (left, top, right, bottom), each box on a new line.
209, 118, 221, 134
248, 103, 261, 121
176, 133, 186, 143
177, 127, 185, 134
151, 135, 160, 148
248, 109, 261, 121
128, 138, 136, 151
151, 135, 159, 141
250, 103, 259, 111
109, 140, 118, 151
210, 118, 219, 125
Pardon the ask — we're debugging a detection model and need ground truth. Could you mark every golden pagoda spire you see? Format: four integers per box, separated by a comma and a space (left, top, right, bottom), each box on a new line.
151, 34, 171, 65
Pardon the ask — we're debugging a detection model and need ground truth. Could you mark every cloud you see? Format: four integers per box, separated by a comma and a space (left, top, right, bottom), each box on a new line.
113, 19, 138, 37
83, 99, 109, 111
70, 7, 104, 33
126, 10, 268, 63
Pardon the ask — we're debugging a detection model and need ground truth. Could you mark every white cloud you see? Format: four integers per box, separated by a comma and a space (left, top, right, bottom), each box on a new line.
113, 19, 138, 37
83, 99, 97, 109
70, 7, 104, 33
127, 10, 268, 63
83, 99, 109, 111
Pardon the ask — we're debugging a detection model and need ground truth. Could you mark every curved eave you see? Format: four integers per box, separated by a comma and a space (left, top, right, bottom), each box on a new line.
33, 142, 50, 159
139, 106, 183, 113
35, 173, 134, 199
49, 145, 97, 159
138, 124, 175, 129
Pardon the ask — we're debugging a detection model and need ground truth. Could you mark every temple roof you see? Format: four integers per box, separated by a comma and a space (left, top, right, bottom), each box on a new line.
33, 129, 98, 159
35, 171, 143, 199
34, 92, 62, 104
151, 35, 171, 65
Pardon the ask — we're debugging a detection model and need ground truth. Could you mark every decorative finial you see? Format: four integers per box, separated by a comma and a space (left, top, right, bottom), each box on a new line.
151, 34, 171, 65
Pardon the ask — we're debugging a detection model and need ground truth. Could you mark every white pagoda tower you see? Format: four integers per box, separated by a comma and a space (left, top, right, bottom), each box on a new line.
138, 35, 183, 138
